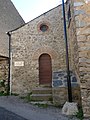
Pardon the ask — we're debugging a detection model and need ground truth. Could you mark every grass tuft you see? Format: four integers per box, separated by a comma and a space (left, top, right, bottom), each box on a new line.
75, 108, 83, 120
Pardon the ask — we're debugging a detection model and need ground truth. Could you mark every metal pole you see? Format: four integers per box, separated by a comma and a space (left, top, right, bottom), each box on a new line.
10, 52, 12, 95
62, 0, 72, 102
7, 32, 11, 95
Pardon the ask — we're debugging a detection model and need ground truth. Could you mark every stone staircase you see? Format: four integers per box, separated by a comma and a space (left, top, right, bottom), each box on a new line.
31, 87, 52, 102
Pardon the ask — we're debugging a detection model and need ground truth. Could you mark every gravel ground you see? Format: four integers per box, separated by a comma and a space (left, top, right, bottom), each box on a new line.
0, 96, 87, 120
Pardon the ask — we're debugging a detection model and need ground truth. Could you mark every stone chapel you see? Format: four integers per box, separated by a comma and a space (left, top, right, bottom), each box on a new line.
0, 0, 90, 117
8, 1, 81, 107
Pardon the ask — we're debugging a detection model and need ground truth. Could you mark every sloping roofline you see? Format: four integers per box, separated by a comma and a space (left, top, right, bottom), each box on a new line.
11, 0, 25, 23
7, 4, 63, 33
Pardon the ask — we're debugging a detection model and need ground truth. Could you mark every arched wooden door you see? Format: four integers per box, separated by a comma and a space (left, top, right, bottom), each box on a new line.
39, 54, 52, 85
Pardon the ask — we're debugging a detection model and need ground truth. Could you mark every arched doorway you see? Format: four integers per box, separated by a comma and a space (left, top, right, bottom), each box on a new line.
39, 53, 52, 85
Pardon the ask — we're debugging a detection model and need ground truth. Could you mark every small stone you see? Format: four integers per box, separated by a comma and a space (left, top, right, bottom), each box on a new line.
58, 73, 64, 77
74, 2, 84, 7
74, 10, 85, 16
53, 77, 59, 80
80, 21, 87, 28
72, 77, 77, 82
64, 75, 68, 78
64, 82, 67, 87
71, 83, 78, 87
62, 102, 78, 115
79, 58, 90, 63
53, 80, 63, 87
87, 36, 90, 41
79, 67, 90, 72
80, 27, 90, 35
76, 19, 88, 28
63, 79, 67, 83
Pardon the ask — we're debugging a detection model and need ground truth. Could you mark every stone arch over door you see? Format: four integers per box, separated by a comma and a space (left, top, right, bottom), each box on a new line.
39, 53, 52, 85
32, 46, 58, 60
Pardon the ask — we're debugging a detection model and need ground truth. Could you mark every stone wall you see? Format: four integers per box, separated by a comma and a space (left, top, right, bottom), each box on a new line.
67, 0, 90, 117
0, 57, 8, 93
52, 71, 81, 106
53, 87, 81, 106
66, 0, 79, 77
52, 71, 78, 87
11, 5, 66, 94
10, 4, 81, 106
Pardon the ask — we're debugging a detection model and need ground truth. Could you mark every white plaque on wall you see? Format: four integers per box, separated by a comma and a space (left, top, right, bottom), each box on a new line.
14, 61, 24, 66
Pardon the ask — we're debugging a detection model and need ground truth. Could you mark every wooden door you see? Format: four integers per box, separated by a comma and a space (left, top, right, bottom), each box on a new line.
39, 54, 52, 85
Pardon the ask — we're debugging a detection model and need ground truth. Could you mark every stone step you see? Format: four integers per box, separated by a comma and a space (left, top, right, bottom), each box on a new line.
32, 88, 52, 94
31, 94, 52, 101
30, 101, 53, 106
39, 84, 52, 88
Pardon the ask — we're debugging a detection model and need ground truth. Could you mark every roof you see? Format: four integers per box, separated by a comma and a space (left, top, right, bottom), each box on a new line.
0, 0, 25, 57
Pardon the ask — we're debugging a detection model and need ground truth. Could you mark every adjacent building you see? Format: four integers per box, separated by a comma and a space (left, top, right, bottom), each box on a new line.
0, 0, 25, 93
66, 0, 90, 117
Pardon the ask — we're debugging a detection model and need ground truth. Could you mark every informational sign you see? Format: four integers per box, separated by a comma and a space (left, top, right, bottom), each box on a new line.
14, 61, 24, 66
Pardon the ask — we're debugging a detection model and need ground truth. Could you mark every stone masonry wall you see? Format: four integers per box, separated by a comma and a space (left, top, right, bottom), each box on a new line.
52, 71, 81, 106
66, 0, 79, 78
65, 0, 81, 105
10, 4, 81, 106
11, 5, 66, 94
0, 57, 8, 93
67, 0, 90, 117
